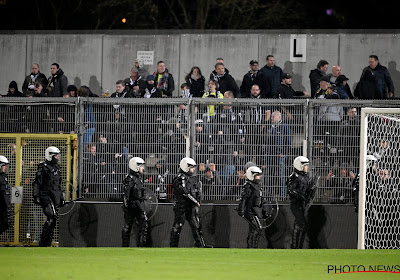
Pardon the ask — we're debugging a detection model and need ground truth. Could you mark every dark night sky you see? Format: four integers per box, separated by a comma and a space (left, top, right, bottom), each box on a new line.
0, 0, 399, 31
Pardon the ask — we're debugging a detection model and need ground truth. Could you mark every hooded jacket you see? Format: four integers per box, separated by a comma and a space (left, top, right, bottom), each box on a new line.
7, 81, 24, 97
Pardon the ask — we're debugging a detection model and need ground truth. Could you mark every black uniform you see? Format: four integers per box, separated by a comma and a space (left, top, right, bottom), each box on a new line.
33, 161, 64, 247
287, 169, 316, 249
121, 171, 148, 247
0, 171, 10, 235
237, 179, 265, 248
170, 171, 206, 247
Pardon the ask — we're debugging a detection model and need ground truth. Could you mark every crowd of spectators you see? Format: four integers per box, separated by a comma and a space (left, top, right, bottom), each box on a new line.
0, 54, 396, 201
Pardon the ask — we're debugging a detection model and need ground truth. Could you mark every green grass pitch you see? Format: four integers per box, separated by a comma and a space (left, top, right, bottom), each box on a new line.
1, 248, 399, 279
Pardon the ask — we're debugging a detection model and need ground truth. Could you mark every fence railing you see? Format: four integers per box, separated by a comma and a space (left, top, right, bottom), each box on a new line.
2, 97, 400, 203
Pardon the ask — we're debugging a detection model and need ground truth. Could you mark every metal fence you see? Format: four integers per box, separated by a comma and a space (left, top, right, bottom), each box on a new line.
1, 97, 400, 204
0, 133, 76, 245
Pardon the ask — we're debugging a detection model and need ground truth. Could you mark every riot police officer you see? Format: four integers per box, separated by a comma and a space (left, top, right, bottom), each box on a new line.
0, 156, 10, 235
287, 156, 316, 249
33, 146, 64, 247
121, 157, 148, 247
170, 157, 207, 247
237, 166, 265, 248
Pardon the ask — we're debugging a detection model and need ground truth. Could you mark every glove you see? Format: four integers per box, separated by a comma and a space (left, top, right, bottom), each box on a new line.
33, 196, 41, 205
237, 209, 244, 217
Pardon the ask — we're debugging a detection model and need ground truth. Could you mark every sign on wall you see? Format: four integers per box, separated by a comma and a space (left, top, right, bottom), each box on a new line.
137, 51, 154, 65
290, 34, 307, 62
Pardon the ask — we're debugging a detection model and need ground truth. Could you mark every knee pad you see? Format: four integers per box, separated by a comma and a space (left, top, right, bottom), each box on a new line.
44, 202, 57, 218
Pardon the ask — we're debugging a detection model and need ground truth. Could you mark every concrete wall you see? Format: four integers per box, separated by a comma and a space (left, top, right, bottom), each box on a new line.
1, 31, 400, 97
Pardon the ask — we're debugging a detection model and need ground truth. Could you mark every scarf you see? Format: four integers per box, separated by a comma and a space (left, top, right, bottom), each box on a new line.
154, 68, 169, 92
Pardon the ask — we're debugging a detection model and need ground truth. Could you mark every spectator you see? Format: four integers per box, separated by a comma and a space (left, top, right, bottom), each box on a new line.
338, 107, 360, 168
209, 57, 229, 78
67, 85, 77, 97
124, 67, 146, 98
185, 66, 205, 98
6, 81, 24, 97
200, 166, 222, 200
264, 110, 292, 198
276, 73, 310, 98
176, 83, 190, 132
327, 64, 342, 84
244, 84, 268, 163
83, 143, 106, 195
309, 60, 329, 98
354, 68, 381, 99
193, 119, 211, 168
335, 74, 353, 99
111, 80, 132, 98
211, 90, 245, 188
210, 62, 239, 98
316, 81, 343, 167
359, 55, 394, 99
46, 63, 68, 97
141, 75, 162, 98
314, 75, 331, 99
134, 58, 150, 79
202, 80, 223, 122
261, 55, 284, 96
240, 60, 272, 98
22, 63, 47, 97
153, 61, 175, 97
33, 80, 46, 97
77, 87, 96, 147
326, 163, 355, 203
51, 92, 75, 134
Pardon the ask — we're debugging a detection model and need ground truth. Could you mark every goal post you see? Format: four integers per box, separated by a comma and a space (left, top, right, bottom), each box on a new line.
358, 108, 400, 249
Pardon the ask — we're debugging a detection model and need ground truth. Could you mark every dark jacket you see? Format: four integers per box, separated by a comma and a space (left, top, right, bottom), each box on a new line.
46, 68, 68, 97
240, 70, 272, 98
261, 65, 283, 95
276, 83, 305, 99
361, 64, 394, 99
123, 171, 145, 209
154, 70, 175, 97
238, 180, 264, 216
0, 172, 10, 211
22, 72, 47, 96
264, 120, 292, 156
287, 170, 314, 202
124, 76, 147, 98
186, 76, 205, 98
354, 69, 381, 99
140, 84, 162, 98
210, 69, 240, 98
309, 68, 325, 98
172, 172, 201, 208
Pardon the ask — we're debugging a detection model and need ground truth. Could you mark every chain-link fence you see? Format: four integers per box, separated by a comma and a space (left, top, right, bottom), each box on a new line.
2, 97, 400, 204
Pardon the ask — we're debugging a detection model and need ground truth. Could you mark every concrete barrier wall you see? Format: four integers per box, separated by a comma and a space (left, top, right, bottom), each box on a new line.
1, 31, 400, 97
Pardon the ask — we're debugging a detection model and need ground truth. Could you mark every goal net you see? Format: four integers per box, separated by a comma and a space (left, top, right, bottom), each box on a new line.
358, 108, 400, 249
